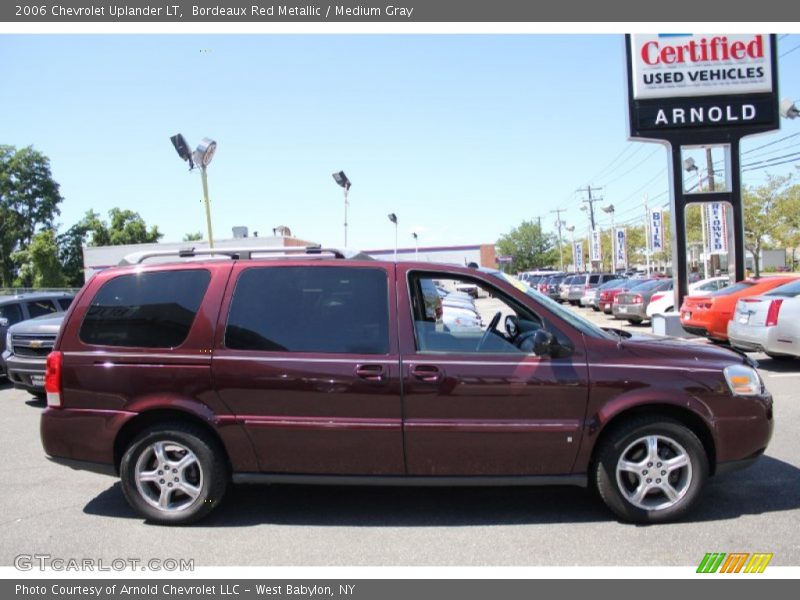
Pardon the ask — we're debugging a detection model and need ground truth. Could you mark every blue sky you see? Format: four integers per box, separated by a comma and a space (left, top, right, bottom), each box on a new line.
1, 34, 798, 251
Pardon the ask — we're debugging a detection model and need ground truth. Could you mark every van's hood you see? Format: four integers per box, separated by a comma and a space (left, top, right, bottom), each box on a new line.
603, 328, 754, 368
9, 312, 66, 335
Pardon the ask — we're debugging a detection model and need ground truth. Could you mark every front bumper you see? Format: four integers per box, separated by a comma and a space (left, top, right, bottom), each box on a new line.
5, 354, 46, 392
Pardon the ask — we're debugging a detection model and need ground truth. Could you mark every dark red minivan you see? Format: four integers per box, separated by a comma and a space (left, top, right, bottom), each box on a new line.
41, 247, 773, 525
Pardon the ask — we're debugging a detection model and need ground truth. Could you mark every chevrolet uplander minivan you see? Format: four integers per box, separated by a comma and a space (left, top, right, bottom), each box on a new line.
41, 247, 773, 525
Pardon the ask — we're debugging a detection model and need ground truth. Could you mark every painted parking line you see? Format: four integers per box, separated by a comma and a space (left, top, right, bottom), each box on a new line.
760, 372, 800, 378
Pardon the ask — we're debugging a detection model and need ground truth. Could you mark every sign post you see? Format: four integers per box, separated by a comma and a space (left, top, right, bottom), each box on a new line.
625, 34, 779, 307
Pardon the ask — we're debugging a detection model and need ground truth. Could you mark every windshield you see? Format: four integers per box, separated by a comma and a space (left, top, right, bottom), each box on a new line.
766, 279, 800, 297
522, 287, 615, 340
711, 281, 754, 297
630, 279, 667, 292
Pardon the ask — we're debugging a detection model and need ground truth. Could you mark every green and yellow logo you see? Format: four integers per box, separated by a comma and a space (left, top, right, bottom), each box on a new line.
697, 552, 773, 573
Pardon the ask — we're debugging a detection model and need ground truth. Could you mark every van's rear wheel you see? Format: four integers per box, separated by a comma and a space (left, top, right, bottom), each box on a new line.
594, 417, 708, 523
120, 423, 228, 525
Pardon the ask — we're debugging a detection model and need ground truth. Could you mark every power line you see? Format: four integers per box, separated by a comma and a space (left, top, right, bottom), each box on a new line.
742, 151, 800, 169
742, 156, 800, 172
744, 141, 800, 162
599, 146, 662, 187
780, 43, 800, 58
587, 144, 640, 183
742, 132, 800, 155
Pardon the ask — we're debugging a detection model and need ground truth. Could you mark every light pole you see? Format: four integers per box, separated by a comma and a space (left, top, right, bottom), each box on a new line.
332, 171, 352, 247
412, 232, 419, 258
388, 213, 398, 261
601, 204, 615, 272
171, 134, 217, 249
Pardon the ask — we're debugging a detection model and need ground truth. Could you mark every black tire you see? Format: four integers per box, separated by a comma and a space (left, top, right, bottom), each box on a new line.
592, 306, 600, 312
594, 416, 708, 524
120, 422, 228, 525
30, 390, 46, 400
626, 319, 642, 325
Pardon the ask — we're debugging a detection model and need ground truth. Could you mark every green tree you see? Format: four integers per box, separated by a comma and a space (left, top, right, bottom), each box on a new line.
58, 208, 164, 286
0, 145, 63, 286
743, 175, 791, 277
773, 183, 800, 271
496, 220, 558, 271
183, 232, 203, 242
11, 229, 67, 288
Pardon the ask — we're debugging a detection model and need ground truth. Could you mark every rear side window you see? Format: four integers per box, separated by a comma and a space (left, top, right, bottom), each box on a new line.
589, 275, 600, 284
26, 300, 57, 318
57, 298, 74, 310
80, 270, 211, 348
226, 266, 389, 354
0, 303, 23, 325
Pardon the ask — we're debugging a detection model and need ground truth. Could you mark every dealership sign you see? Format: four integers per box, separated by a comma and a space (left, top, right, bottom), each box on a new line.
590, 230, 602, 262
626, 34, 778, 136
574, 241, 584, 271
631, 35, 772, 100
614, 228, 627, 269
649, 209, 664, 252
706, 203, 728, 254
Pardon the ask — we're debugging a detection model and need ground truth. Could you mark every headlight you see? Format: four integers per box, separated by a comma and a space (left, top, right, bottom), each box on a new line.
4, 331, 11, 355
723, 364, 763, 396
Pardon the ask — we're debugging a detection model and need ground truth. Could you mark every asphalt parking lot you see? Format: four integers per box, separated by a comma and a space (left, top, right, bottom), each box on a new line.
1, 305, 799, 567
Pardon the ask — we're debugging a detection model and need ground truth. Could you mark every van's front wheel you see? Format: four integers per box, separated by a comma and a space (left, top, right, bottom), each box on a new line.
594, 417, 708, 523
120, 423, 228, 525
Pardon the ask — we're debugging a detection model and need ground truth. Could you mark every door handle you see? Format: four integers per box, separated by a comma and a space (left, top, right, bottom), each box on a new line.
410, 364, 443, 383
355, 364, 385, 381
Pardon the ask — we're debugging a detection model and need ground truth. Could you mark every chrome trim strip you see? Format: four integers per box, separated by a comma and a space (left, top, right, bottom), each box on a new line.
63, 352, 211, 361
214, 356, 397, 364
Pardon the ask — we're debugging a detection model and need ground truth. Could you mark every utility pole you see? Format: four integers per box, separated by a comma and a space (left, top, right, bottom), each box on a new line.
577, 185, 602, 230
551, 208, 566, 272
578, 185, 602, 271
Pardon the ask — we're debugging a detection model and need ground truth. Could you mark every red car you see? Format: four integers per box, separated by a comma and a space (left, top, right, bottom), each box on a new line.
42, 247, 773, 524
680, 276, 797, 341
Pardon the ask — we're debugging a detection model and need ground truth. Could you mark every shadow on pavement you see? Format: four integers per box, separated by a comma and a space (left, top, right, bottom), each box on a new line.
753, 356, 799, 374
83, 456, 800, 528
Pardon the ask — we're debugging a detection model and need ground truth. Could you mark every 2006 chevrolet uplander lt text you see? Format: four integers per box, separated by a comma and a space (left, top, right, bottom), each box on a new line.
41, 247, 773, 525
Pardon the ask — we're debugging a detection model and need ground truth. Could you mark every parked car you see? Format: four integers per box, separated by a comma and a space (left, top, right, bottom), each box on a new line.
680, 276, 798, 342
586, 278, 627, 312
566, 272, 620, 306
0, 292, 74, 378
613, 279, 674, 324
646, 276, 731, 319
544, 274, 567, 300
558, 275, 579, 302
598, 279, 645, 314
3, 313, 66, 398
41, 246, 773, 525
728, 278, 800, 359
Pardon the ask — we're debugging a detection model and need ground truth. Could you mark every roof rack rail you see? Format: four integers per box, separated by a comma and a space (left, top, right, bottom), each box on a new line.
118, 245, 374, 266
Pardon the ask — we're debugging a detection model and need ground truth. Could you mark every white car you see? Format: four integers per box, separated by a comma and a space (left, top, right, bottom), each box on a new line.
728, 279, 800, 359
646, 276, 731, 318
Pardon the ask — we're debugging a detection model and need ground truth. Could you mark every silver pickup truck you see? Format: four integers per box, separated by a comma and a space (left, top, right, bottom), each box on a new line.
3, 313, 66, 398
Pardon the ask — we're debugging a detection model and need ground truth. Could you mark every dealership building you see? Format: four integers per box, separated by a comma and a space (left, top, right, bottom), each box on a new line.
81, 230, 498, 280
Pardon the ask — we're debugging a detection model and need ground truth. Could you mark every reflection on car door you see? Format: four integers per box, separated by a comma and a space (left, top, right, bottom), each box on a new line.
396, 266, 590, 476
212, 263, 405, 475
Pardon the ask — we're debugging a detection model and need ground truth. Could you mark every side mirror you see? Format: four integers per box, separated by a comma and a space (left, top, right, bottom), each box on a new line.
532, 329, 556, 356
0, 318, 8, 328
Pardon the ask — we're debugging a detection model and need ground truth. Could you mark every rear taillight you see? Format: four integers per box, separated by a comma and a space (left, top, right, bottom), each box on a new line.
765, 299, 784, 327
44, 351, 63, 408
631, 294, 643, 304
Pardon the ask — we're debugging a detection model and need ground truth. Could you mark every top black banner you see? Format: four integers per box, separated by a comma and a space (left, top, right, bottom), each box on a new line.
3, 0, 799, 22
